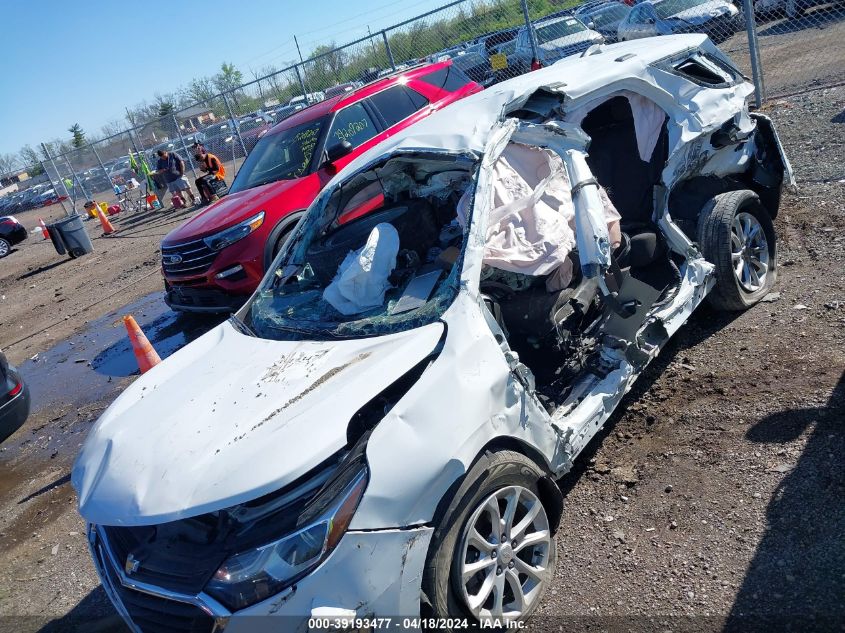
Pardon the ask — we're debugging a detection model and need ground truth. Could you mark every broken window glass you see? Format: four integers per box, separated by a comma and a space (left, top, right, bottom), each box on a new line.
243, 153, 478, 341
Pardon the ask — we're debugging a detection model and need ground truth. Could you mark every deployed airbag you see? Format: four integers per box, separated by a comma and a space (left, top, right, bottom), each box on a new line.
459, 143, 620, 290
323, 223, 399, 315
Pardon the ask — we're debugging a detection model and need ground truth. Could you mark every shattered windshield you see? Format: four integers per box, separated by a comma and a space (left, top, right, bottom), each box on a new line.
229, 118, 326, 193
243, 152, 478, 341
536, 18, 588, 44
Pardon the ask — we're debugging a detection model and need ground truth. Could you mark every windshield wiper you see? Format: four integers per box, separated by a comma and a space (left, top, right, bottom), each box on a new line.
228, 314, 256, 337
264, 321, 346, 339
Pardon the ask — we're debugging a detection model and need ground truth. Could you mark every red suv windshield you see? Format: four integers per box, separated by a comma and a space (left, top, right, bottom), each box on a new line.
229, 117, 327, 193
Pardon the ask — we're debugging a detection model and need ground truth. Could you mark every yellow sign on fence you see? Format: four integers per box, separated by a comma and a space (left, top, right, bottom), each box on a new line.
490, 53, 508, 71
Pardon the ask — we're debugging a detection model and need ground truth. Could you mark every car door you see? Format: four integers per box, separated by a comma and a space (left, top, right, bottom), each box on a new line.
320, 101, 383, 180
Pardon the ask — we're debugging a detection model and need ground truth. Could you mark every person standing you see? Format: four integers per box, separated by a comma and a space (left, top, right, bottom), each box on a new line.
193, 144, 227, 205
155, 150, 197, 207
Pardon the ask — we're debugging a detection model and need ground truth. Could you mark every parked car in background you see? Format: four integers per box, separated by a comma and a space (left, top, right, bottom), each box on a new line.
324, 82, 362, 99
490, 38, 522, 82
514, 16, 604, 68
160, 59, 482, 313
0, 350, 29, 444
471, 26, 519, 54
76, 35, 792, 630
35, 188, 66, 207
81, 167, 113, 193
108, 157, 139, 186
617, 0, 740, 42
289, 92, 325, 109
0, 216, 27, 258
269, 103, 304, 121
438, 49, 496, 86
237, 114, 276, 153
576, 1, 632, 41
200, 122, 239, 160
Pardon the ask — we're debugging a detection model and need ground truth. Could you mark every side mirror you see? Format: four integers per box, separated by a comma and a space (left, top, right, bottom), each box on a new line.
645, 16, 655, 23
587, 21, 596, 28
324, 140, 353, 165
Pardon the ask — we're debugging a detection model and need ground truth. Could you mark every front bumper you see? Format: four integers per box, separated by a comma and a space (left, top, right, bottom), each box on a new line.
90, 523, 433, 633
164, 282, 249, 314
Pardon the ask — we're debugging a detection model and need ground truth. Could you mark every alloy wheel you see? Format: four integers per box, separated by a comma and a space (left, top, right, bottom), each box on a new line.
457, 485, 551, 622
731, 211, 769, 293
0, 239, 9, 258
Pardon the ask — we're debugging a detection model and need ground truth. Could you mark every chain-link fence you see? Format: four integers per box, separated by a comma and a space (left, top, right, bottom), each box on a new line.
16, 0, 843, 217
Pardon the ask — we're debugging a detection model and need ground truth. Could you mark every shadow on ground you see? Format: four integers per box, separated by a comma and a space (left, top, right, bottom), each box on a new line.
722, 372, 845, 632
17, 259, 71, 281
34, 587, 128, 633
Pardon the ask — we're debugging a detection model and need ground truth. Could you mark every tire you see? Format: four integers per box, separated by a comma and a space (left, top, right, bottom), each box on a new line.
0, 238, 10, 258
263, 217, 301, 272
421, 450, 557, 628
272, 225, 295, 258
698, 189, 777, 311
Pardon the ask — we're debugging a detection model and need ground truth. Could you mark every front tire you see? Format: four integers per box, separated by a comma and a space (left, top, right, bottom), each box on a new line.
698, 189, 777, 311
0, 238, 10, 258
422, 450, 557, 628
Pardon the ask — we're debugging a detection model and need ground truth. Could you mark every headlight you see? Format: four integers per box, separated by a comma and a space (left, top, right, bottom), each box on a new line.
204, 464, 368, 611
203, 212, 265, 251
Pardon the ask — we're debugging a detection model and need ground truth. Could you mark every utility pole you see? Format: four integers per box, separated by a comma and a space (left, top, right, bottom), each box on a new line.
293, 35, 314, 102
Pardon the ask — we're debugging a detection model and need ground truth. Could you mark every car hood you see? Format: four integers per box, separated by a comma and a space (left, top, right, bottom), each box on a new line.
669, 3, 734, 22
72, 320, 444, 526
539, 30, 601, 55
163, 178, 306, 243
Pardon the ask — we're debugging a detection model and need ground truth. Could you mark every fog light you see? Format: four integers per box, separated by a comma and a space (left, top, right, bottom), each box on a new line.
215, 265, 245, 280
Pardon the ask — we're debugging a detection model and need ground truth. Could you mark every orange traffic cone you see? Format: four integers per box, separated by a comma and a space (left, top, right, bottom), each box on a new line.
39, 219, 49, 239
124, 315, 161, 373
97, 208, 116, 236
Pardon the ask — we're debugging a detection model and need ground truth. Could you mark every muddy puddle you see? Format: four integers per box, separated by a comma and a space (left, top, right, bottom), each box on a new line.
1, 292, 223, 475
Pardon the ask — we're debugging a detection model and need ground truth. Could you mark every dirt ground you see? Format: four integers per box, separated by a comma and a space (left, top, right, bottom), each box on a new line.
0, 200, 205, 367
0, 51, 843, 633
722, 5, 845, 98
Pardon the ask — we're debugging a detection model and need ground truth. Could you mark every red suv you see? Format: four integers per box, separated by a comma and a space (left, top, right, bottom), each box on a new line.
161, 61, 481, 312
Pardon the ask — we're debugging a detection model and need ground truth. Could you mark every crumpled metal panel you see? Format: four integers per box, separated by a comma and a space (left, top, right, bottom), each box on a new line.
73, 321, 444, 525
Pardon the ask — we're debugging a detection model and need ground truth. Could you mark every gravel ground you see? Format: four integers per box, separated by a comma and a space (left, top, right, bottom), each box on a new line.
0, 84, 842, 633
716, 5, 844, 99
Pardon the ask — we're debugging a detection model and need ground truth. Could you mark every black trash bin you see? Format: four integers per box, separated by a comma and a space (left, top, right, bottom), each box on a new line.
46, 225, 66, 256
49, 214, 94, 259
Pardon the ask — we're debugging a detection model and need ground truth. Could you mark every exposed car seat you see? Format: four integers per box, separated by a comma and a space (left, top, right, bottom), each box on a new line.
581, 96, 669, 269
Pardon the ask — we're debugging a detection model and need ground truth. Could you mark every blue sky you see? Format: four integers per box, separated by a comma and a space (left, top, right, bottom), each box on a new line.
0, 0, 451, 158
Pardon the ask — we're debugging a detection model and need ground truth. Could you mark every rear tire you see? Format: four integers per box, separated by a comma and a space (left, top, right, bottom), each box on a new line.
0, 238, 9, 258
698, 189, 777, 311
421, 450, 557, 629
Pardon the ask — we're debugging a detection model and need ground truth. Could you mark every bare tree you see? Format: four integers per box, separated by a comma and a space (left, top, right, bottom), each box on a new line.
0, 153, 19, 177
19, 145, 40, 169
101, 119, 124, 139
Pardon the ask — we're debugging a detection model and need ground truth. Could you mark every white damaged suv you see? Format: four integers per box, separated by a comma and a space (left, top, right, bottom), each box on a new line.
73, 35, 792, 632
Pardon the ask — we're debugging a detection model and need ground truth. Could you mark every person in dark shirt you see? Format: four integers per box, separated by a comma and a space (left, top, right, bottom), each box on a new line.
155, 150, 197, 206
